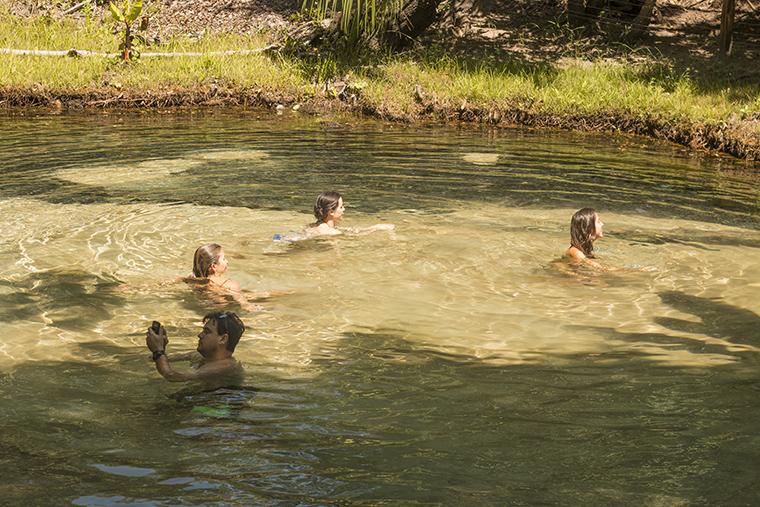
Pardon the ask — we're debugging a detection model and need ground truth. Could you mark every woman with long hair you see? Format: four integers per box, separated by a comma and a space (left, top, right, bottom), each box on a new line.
301, 191, 395, 238
190, 243, 241, 290
565, 208, 604, 261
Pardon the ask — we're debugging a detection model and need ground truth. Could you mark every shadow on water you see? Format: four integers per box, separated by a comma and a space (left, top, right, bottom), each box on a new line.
573, 291, 760, 358
0, 339, 265, 504
2, 311, 760, 503
1, 113, 759, 229
0, 270, 124, 329
300, 330, 760, 504
655, 291, 760, 348
0, 342, 155, 500
14, 166, 758, 230
621, 231, 760, 250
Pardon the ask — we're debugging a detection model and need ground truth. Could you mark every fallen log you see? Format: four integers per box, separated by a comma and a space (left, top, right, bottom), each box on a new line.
0, 45, 279, 58
64, 0, 94, 15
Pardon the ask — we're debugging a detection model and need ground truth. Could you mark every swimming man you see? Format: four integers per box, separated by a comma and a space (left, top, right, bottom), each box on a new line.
146, 311, 245, 388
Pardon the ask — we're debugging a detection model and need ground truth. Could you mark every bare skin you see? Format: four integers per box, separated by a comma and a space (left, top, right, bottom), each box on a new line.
565, 213, 605, 268
118, 249, 257, 310
562, 214, 656, 272
146, 319, 244, 387
181, 249, 261, 311
305, 197, 395, 238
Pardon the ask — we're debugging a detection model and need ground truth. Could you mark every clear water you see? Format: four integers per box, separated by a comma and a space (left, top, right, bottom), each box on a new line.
1, 111, 759, 505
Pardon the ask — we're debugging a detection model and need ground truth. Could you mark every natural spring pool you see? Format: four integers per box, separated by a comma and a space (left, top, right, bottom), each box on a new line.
1, 111, 759, 505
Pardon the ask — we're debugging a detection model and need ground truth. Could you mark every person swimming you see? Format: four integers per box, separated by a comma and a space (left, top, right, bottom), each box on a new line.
186, 243, 291, 306
188, 243, 241, 290
145, 311, 245, 388
302, 191, 395, 238
560, 208, 656, 273
183, 243, 263, 310
565, 207, 604, 265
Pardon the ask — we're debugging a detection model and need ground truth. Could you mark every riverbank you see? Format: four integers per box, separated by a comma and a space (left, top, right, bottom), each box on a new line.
1, 6, 759, 161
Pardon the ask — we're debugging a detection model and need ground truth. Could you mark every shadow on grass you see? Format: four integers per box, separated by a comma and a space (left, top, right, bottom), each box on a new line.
422, 0, 760, 101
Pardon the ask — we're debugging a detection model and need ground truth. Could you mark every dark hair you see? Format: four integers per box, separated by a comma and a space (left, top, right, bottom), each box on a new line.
193, 244, 223, 277
203, 311, 245, 352
313, 191, 342, 225
570, 208, 598, 257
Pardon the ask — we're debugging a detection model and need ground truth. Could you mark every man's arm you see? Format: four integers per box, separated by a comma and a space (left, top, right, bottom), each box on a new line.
167, 351, 198, 361
154, 355, 239, 382
153, 354, 195, 382
146, 326, 198, 382
146, 326, 240, 383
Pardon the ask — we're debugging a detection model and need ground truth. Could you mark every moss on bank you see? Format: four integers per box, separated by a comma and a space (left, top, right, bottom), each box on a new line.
1, 10, 759, 161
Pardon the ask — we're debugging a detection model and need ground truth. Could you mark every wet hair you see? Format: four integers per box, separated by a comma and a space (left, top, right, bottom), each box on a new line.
193, 243, 223, 278
570, 208, 598, 258
313, 191, 342, 225
203, 311, 245, 352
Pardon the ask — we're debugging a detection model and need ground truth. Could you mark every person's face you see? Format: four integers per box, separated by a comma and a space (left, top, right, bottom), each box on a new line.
211, 250, 228, 275
328, 198, 345, 223
197, 319, 225, 357
594, 213, 604, 239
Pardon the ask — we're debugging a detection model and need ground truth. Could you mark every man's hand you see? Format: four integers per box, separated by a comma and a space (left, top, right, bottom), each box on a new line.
146, 325, 168, 352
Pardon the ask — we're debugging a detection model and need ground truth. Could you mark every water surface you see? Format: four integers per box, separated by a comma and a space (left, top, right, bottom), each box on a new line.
1, 111, 759, 505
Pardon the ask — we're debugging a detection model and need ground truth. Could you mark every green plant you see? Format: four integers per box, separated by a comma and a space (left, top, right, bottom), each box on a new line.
302, 0, 403, 44
109, 0, 143, 61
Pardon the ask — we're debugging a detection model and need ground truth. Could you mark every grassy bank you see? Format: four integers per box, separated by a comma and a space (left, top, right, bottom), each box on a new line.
2, 10, 759, 160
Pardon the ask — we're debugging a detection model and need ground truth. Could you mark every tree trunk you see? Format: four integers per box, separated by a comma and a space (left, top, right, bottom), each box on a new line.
567, 0, 586, 26
627, 0, 656, 38
381, 0, 445, 50
451, 0, 485, 32
585, 0, 607, 17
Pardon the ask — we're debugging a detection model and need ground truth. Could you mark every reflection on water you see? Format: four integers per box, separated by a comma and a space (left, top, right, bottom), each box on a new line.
0, 111, 759, 504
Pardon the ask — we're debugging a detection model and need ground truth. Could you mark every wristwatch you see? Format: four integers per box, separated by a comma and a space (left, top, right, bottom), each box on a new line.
152, 350, 166, 361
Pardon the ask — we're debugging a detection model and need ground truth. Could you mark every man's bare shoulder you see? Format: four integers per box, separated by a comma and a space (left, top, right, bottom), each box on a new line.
192, 359, 245, 388
195, 358, 243, 378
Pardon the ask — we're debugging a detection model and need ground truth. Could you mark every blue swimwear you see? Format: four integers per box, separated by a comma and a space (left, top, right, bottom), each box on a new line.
272, 233, 299, 243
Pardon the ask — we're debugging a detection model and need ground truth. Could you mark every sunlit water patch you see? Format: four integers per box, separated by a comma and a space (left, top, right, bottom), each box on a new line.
55, 149, 270, 187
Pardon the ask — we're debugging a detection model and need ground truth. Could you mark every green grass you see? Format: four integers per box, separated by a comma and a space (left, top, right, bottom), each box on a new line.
359, 56, 760, 122
1, 51, 306, 95
0, 10, 306, 94
1, 9, 758, 130
0, 9, 114, 51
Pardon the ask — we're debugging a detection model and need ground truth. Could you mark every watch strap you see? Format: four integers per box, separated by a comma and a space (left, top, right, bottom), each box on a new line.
152, 350, 166, 361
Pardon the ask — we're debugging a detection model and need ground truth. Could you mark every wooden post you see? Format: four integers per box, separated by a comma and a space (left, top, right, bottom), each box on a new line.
719, 0, 736, 56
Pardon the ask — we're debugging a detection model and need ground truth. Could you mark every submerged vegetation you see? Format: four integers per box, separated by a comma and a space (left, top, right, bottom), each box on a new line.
0, 6, 758, 159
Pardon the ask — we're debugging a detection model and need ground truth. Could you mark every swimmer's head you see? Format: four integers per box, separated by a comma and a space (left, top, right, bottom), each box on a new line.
570, 208, 602, 257
199, 311, 245, 354
313, 191, 344, 225
193, 243, 227, 278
